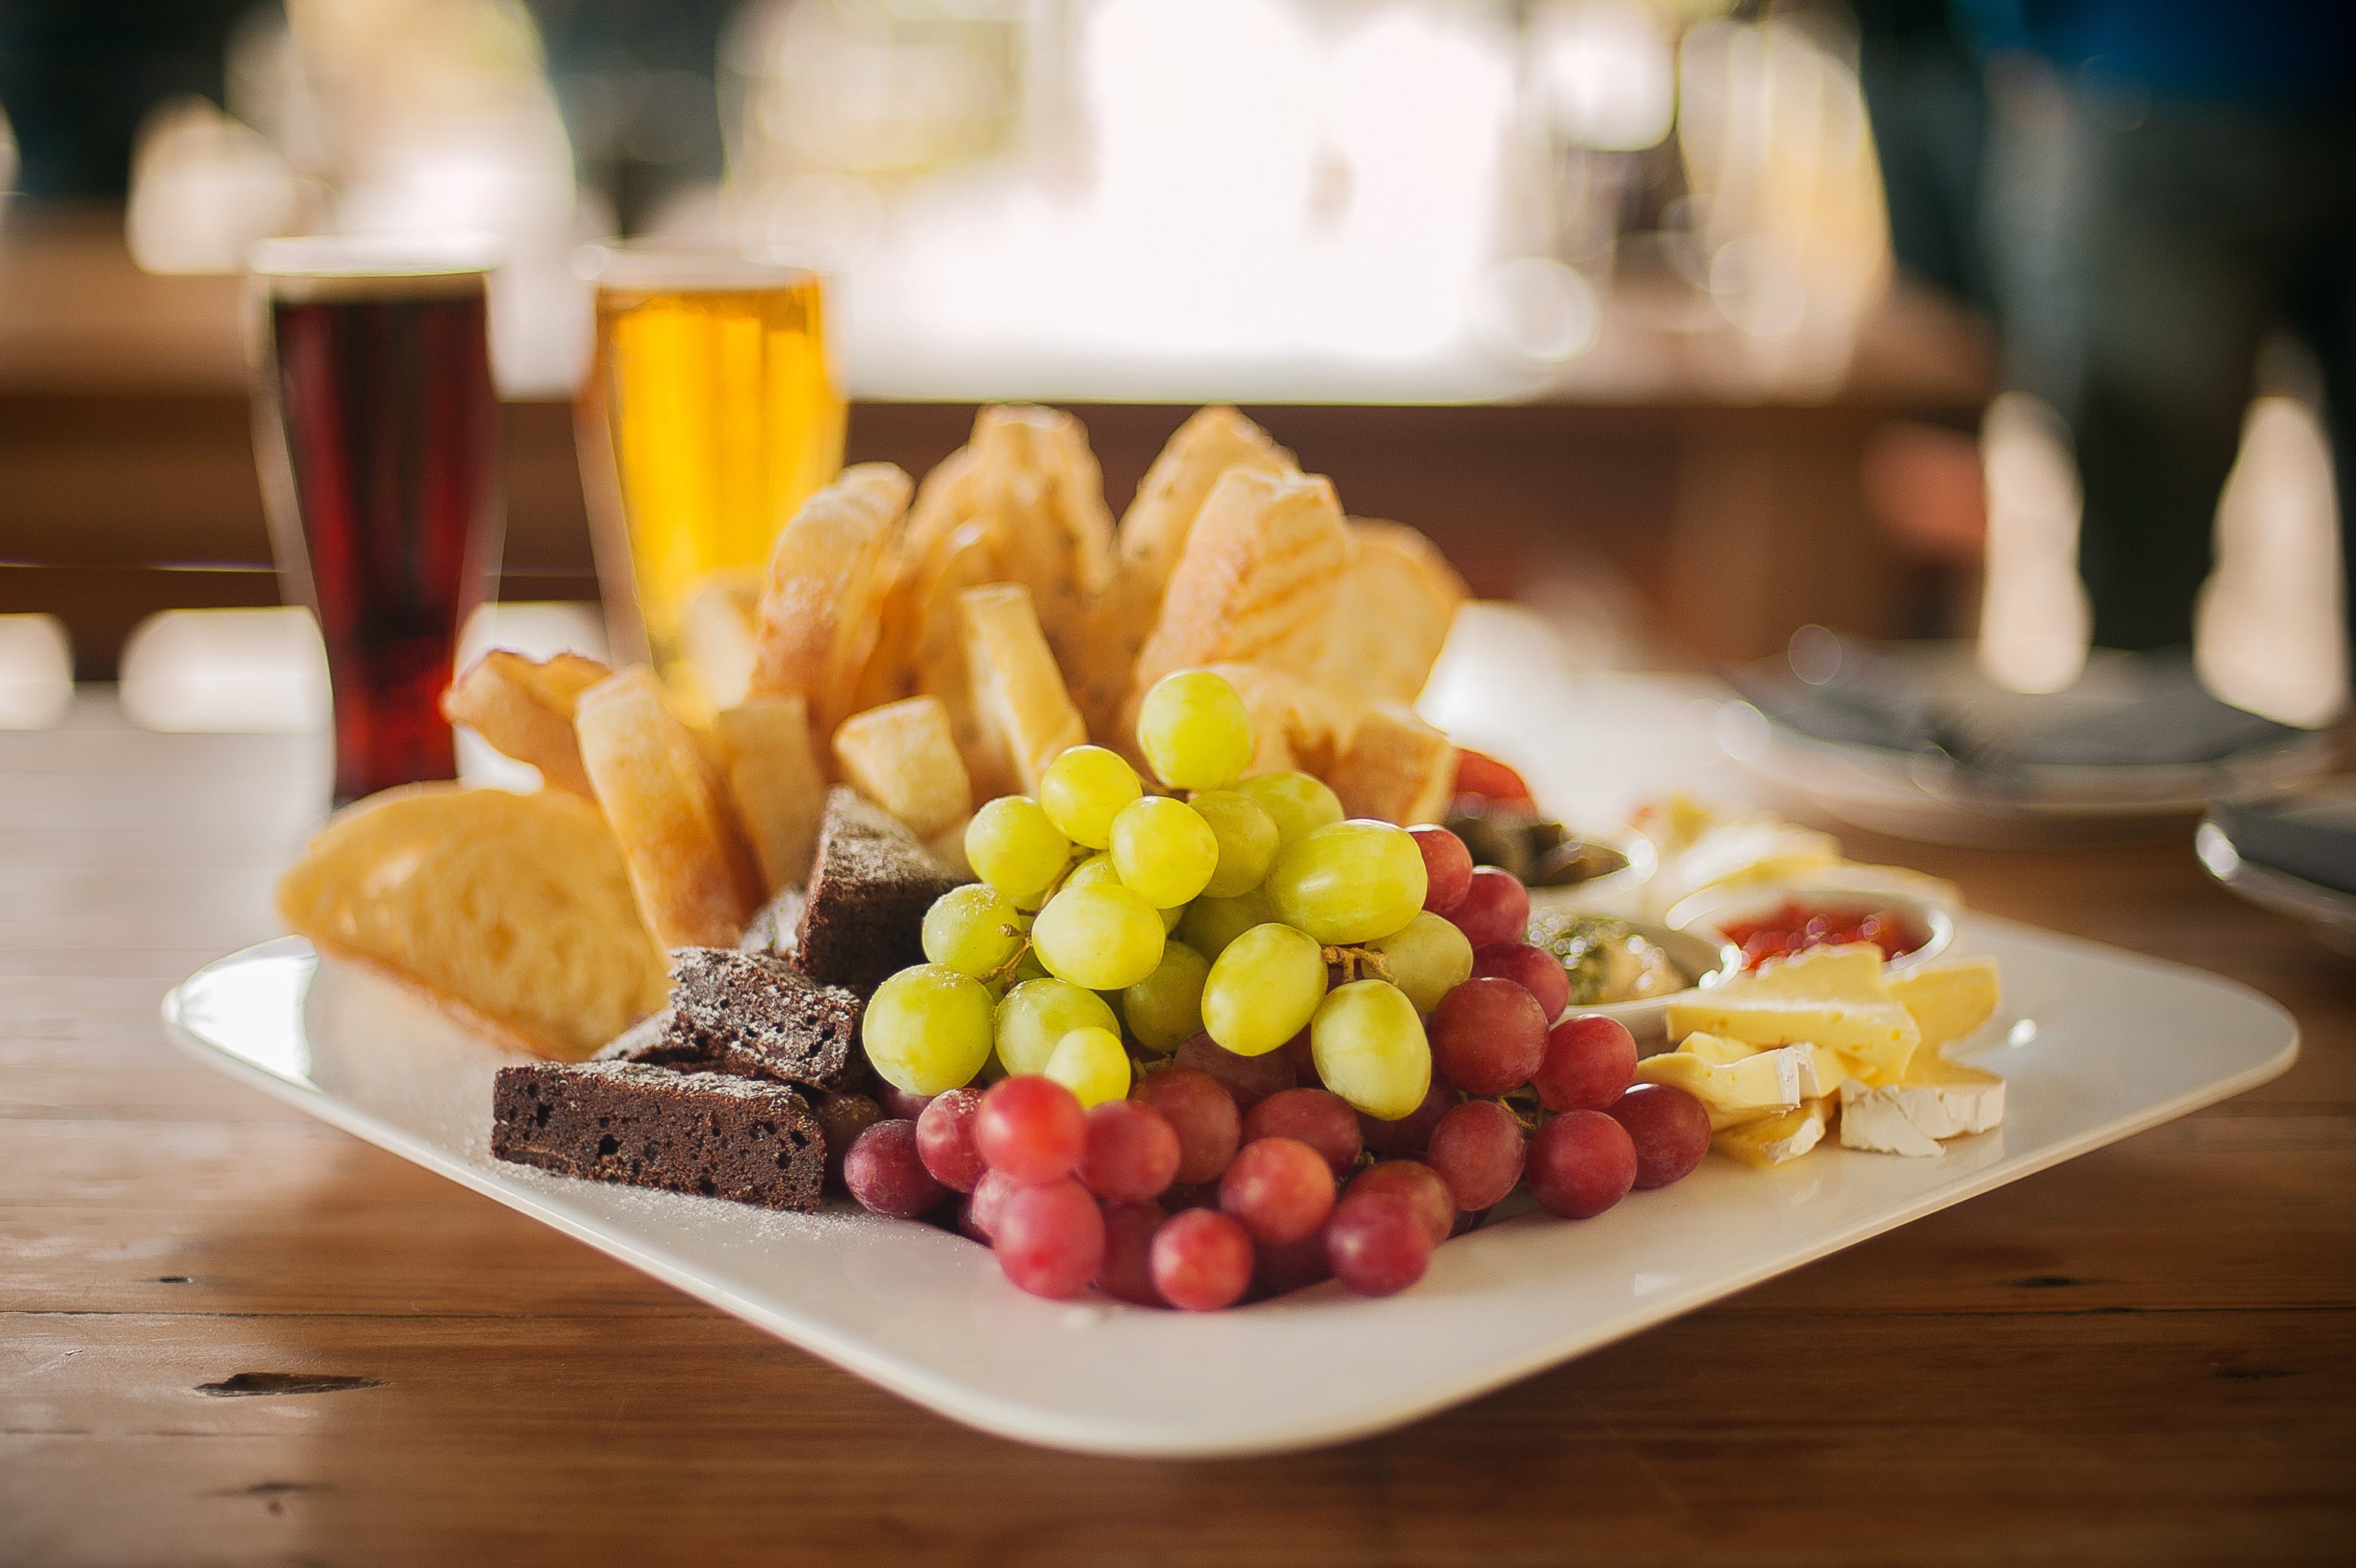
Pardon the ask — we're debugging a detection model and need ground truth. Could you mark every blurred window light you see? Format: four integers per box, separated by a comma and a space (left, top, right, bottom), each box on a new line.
0, 614, 74, 731
1530, 0, 1675, 152
120, 607, 330, 733
124, 97, 300, 275
1977, 392, 2090, 696
2196, 395, 2347, 728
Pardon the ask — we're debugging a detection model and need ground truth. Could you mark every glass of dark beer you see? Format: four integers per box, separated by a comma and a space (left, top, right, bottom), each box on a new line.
249, 233, 504, 804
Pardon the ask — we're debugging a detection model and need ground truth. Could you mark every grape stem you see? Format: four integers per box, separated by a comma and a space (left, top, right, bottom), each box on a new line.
977, 929, 1035, 988
1322, 945, 1395, 985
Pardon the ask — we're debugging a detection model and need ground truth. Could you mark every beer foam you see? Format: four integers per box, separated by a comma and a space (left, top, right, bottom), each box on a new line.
252, 233, 501, 301
580, 244, 818, 295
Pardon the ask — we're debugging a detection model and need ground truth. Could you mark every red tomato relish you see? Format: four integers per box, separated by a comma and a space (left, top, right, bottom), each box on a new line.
1720, 899, 1921, 971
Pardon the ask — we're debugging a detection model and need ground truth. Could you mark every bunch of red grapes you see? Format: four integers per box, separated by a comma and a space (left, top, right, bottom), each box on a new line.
823, 803, 1712, 1308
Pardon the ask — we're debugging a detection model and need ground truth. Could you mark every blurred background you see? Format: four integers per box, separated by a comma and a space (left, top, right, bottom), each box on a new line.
0, 0, 2347, 742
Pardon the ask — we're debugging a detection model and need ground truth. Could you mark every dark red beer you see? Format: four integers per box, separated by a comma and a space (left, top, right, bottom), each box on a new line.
253, 237, 502, 803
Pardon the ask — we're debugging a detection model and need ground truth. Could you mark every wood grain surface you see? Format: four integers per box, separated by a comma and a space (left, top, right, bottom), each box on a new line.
2, 697, 2351, 1567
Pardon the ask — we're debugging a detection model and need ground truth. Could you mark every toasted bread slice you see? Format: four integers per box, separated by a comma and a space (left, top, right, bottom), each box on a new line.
966, 406, 1117, 667
440, 649, 613, 797
1326, 702, 1459, 825
1066, 408, 1293, 738
960, 583, 1088, 798
577, 666, 763, 948
831, 694, 975, 841
1316, 520, 1467, 709
277, 783, 669, 1060
908, 522, 1001, 780
1129, 467, 1351, 700
713, 694, 829, 897
747, 463, 912, 735
677, 568, 763, 714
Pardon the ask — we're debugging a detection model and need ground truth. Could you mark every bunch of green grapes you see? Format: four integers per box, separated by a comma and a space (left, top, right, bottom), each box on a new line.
862, 669, 1446, 1123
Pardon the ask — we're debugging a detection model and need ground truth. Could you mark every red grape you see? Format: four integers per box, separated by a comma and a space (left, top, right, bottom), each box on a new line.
1242, 1087, 1362, 1178
1409, 825, 1474, 914
1324, 1193, 1434, 1296
1252, 1231, 1333, 1296
915, 1087, 987, 1193
1077, 1099, 1181, 1201
1425, 1099, 1527, 1211
1132, 1067, 1242, 1185
993, 1177, 1106, 1298
1429, 976, 1547, 1097
876, 1084, 935, 1122
974, 1076, 1087, 1185
814, 1090, 882, 1188
1096, 1200, 1168, 1306
1472, 941, 1570, 1021
964, 1167, 1019, 1242
1218, 1137, 1336, 1245
1150, 1208, 1254, 1311
1359, 1075, 1456, 1155
1174, 1031, 1296, 1112
1532, 1014, 1639, 1112
1450, 866, 1530, 950
1527, 1110, 1637, 1219
1344, 1161, 1453, 1248
843, 1120, 946, 1219
1605, 1084, 1712, 1189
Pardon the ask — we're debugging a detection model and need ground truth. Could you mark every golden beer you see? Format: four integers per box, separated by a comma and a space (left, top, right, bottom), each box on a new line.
577, 250, 845, 707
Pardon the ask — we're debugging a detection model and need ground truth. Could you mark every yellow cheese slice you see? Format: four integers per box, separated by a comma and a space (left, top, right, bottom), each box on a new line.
1634, 1044, 1804, 1131
1889, 959, 2003, 1050
1667, 942, 1920, 1077
1713, 1097, 1837, 1168
1675, 1031, 1849, 1099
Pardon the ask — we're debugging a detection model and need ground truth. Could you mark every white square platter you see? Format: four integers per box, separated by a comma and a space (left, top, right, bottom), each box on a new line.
163, 913, 2295, 1457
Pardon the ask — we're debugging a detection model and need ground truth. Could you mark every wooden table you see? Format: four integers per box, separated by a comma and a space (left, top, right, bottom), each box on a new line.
4, 694, 2351, 1566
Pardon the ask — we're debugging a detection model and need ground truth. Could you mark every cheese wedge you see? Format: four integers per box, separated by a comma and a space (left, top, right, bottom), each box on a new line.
1713, 1097, 1837, 1167
1678, 1031, 1849, 1100
1890, 960, 2003, 1049
830, 694, 974, 841
713, 694, 828, 896
1666, 943, 1919, 1079
1634, 1042, 1806, 1131
1839, 1053, 2006, 1156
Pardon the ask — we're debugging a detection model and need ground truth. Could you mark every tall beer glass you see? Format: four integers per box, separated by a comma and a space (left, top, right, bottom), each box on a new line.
575, 248, 844, 710
250, 233, 504, 805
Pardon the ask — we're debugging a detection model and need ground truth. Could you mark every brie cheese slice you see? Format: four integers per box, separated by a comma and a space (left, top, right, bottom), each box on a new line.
1712, 1097, 1835, 1167
1838, 1054, 2006, 1155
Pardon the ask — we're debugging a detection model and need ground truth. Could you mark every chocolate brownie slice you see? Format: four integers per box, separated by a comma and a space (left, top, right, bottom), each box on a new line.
491, 1061, 824, 1211
626, 946, 861, 1090
793, 788, 968, 997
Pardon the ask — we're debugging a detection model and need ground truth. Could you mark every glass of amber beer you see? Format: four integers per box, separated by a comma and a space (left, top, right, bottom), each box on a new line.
249, 233, 504, 805
575, 248, 845, 711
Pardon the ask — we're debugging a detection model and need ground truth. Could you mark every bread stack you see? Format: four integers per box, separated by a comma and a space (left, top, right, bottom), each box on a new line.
275, 403, 1469, 1062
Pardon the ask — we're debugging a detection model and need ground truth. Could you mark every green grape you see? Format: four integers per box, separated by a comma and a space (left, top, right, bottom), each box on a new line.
965, 796, 1071, 907
1266, 819, 1428, 944
1110, 795, 1219, 908
1187, 789, 1280, 898
1123, 940, 1210, 1054
1200, 922, 1328, 1057
1369, 909, 1474, 1014
1039, 745, 1143, 849
994, 977, 1120, 1077
1234, 770, 1345, 849
1029, 881, 1167, 991
862, 964, 996, 1095
921, 884, 1025, 977
1137, 669, 1255, 791
1066, 852, 1182, 930
1310, 979, 1432, 1119
1178, 886, 1276, 961
1044, 1025, 1133, 1109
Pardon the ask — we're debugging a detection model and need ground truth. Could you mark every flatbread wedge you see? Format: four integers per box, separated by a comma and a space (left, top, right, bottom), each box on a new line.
747, 462, 912, 736
276, 783, 669, 1060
